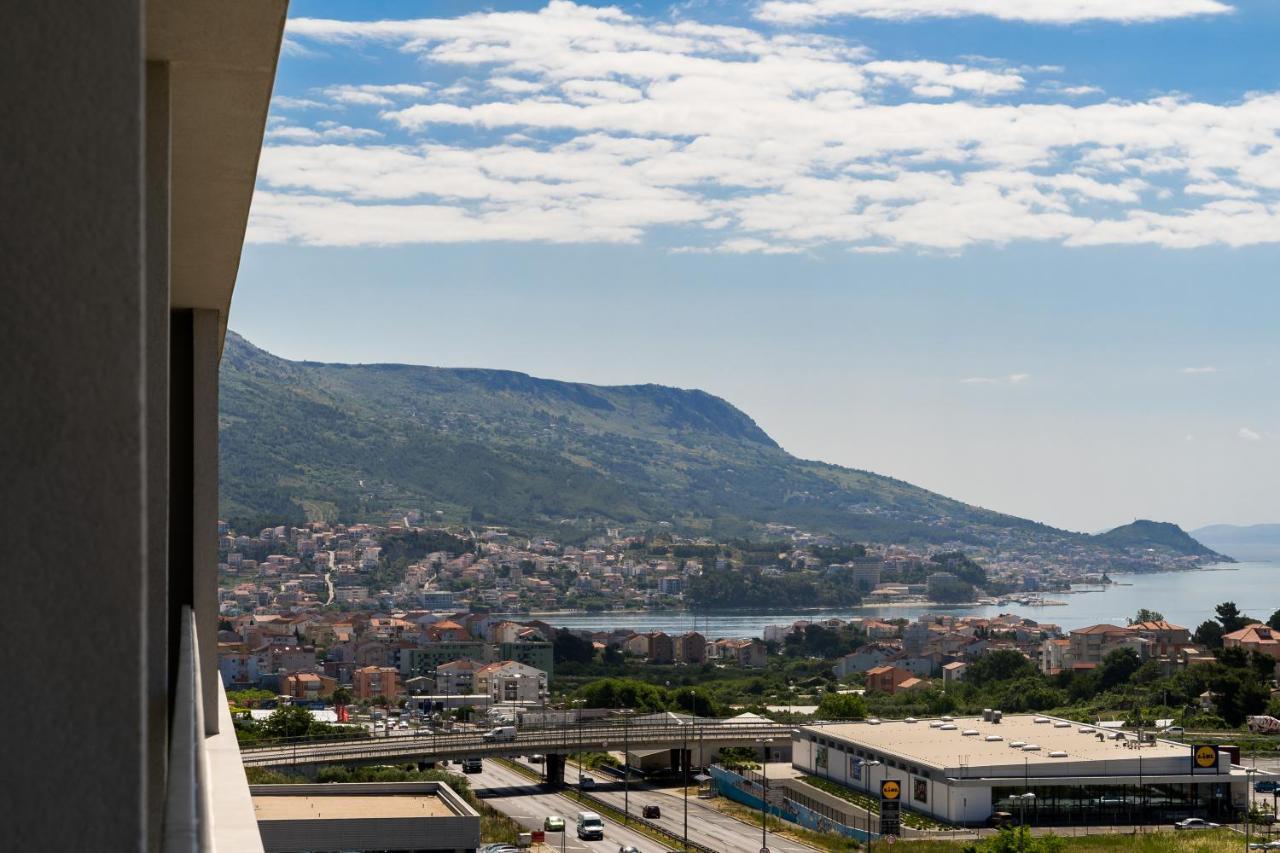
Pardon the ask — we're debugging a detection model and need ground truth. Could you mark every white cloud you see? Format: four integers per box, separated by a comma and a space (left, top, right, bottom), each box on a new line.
324, 83, 434, 106
754, 0, 1233, 25
960, 373, 1030, 385
272, 96, 328, 110
1180, 366, 1218, 374
253, 3, 1280, 252
1238, 427, 1262, 441
266, 125, 386, 143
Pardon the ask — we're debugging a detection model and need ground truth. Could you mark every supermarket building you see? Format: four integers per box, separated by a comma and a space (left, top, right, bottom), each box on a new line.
794, 714, 1249, 826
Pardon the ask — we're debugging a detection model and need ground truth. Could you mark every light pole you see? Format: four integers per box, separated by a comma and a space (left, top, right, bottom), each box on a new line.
758, 736, 774, 852
622, 709, 632, 826
683, 721, 692, 852
864, 760, 881, 853
1247, 767, 1258, 852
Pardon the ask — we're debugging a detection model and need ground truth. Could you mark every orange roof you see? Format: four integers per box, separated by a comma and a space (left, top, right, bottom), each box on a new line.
1132, 620, 1187, 632
1070, 623, 1129, 635
1224, 623, 1279, 644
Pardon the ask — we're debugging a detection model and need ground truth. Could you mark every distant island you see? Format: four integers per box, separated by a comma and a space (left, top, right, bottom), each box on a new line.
1192, 523, 1280, 562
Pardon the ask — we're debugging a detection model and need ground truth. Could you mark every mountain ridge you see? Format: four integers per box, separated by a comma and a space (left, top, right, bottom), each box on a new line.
218, 332, 1226, 565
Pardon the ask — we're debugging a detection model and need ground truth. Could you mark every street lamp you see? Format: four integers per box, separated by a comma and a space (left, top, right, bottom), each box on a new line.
757, 736, 774, 853
621, 709, 633, 826
863, 760, 882, 853
1247, 767, 1258, 852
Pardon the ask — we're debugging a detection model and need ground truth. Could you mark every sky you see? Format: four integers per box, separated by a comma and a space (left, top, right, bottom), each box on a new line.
230, 0, 1280, 535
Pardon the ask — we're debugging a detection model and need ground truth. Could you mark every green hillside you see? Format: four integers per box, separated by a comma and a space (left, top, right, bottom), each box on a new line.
217, 333, 1090, 548
1096, 519, 1229, 560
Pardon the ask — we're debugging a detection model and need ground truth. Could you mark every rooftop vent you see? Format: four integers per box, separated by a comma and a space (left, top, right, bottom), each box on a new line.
1022, 744, 1042, 752
986, 735, 1004, 742
1049, 751, 1068, 758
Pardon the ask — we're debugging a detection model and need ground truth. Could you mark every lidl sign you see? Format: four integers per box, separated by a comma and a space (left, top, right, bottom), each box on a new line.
1193, 744, 1219, 771
881, 780, 901, 800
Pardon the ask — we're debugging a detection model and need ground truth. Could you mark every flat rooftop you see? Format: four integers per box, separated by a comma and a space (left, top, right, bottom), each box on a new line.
803, 715, 1191, 772
253, 793, 454, 821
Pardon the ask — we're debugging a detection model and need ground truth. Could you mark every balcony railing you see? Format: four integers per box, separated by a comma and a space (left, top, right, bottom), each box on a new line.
164, 606, 264, 853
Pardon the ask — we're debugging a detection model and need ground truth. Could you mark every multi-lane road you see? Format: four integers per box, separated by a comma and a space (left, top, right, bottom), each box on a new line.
470, 756, 815, 853
469, 758, 658, 853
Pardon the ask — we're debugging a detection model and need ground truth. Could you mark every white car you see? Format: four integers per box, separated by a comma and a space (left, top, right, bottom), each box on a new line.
1173, 818, 1219, 830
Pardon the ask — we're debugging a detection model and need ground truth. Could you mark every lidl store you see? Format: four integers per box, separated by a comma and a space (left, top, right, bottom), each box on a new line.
793, 714, 1249, 826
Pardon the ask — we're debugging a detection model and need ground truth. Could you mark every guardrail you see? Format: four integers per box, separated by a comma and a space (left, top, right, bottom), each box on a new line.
240, 719, 796, 768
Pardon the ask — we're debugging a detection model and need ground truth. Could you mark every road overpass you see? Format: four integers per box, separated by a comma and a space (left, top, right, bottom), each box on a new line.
241, 717, 795, 784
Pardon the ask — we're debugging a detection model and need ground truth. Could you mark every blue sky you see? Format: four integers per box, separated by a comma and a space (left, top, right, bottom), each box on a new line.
231, 0, 1280, 533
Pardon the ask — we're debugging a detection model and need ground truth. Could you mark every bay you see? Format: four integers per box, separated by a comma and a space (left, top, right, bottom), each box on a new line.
540, 560, 1280, 640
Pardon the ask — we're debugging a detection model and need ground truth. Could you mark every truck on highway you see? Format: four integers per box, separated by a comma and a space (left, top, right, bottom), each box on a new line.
1249, 716, 1280, 734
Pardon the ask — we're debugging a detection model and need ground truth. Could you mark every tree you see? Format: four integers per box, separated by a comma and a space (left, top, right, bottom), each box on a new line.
553, 629, 595, 665
816, 691, 868, 720
1216, 602, 1249, 634
260, 705, 317, 739
965, 650, 1038, 687
1194, 620, 1224, 649
670, 687, 723, 717
1097, 648, 1142, 691
331, 686, 353, 707
1128, 609, 1164, 625
575, 678, 669, 713
1268, 610, 1280, 631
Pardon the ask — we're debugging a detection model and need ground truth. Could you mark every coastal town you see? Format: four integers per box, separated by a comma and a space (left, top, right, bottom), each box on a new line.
218, 518, 1268, 707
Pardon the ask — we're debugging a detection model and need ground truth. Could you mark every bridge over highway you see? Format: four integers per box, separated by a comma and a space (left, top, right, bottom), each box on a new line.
241, 717, 795, 782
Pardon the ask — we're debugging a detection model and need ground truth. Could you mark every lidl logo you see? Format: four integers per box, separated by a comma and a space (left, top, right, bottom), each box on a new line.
1194, 745, 1218, 768
881, 780, 901, 800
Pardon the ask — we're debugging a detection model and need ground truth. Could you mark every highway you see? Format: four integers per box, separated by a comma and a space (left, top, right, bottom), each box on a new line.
469, 758, 657, 853
558, 758, 815, 853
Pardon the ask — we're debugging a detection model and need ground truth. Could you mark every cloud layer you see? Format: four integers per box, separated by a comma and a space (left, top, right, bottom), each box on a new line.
754, 0, 1233, 25
249, 1, 1280, 253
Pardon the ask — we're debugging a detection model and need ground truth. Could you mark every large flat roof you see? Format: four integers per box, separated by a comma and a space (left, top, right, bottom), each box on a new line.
253, 793, 454, 821
802, 715, 1192, 774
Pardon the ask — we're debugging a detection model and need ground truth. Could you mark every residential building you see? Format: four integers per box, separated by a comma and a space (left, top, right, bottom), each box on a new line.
353, 666, 401, 701
864, 665, 920, 694
476, 661, 548, 704
1223, 623, 1280, 659
942, 661, 967, 686
674, 631, 707, 664
648, 631, 675, 664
